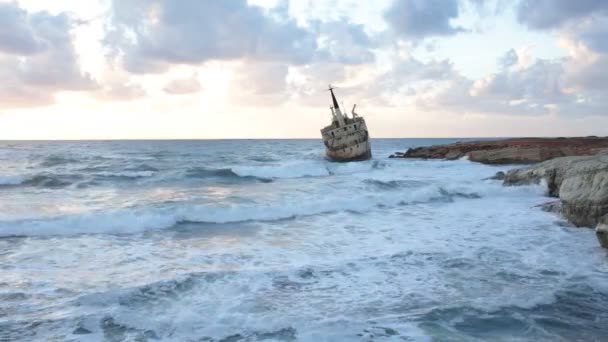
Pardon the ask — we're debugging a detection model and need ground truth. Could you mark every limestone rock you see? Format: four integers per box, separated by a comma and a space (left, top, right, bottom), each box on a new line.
504, 154, 608, 228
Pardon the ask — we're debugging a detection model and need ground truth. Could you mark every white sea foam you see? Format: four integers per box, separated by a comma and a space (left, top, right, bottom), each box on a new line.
0, 182, 505, 237
2, 140, 605, 341
231, 159, 383, 179
232, 160, 331, 179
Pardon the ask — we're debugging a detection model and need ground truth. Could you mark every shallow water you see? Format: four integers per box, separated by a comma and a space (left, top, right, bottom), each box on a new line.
0, 139, 607, 341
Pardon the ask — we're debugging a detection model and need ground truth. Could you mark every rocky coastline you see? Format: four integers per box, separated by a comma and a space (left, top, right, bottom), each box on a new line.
393, 137, 608, 164
391, 137, 608, 248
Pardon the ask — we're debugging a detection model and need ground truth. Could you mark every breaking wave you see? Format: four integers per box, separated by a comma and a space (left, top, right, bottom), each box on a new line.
0, 173, 81, 189
232, 161, 330, 179
416, 283, 608, 341
21, 174, 78, 188
185, 160, 385, 181
1, 160, 388, 190
0, 184, 482, 237
185, 167, 272, 183
232, 159, 385, 179
0, 171, 152, 189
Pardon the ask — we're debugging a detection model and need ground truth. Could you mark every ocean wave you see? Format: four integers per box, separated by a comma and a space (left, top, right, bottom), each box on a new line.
72, 270, 301, 340
94, 170, 156, 179
21, 174, 78, 188
232, 161, 330, 179
77, 272, 211, 308
0, 185, 482, 237
247, 155, 278, 162
0, 173, 82, 189
435, 188, 481, 201
416, 284, 608, 340
40, 155, 79, 167
80, 163, 158, 174
363, 179, 427, 190
185, 167, 272, 183
128, 164, 159, 172
2, 167, 158, 190
232, 159, 385, 179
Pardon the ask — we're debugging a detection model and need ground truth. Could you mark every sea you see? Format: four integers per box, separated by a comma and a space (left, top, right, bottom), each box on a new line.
0, 139, 607, 341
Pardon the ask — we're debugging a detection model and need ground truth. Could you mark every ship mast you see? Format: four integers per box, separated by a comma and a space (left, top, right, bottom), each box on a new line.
328, 85, 346, 126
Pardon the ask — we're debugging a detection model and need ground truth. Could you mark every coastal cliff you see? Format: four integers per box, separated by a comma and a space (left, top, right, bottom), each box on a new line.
394, 137, 608, 164
503, 153, 608, 247
393, 137, 608, 248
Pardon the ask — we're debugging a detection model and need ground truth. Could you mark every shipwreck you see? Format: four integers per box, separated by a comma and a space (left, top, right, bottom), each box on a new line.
320, 86, 372, 162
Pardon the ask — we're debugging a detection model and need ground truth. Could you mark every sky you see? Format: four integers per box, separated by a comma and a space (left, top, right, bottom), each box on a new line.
0, 0, 607, 139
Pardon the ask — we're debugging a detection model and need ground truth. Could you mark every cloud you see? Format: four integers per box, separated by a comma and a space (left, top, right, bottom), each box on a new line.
96, 81, 146, 101
510, 1, 608, 115
163, 74, 201, 95
366, 44, 608, 117
384, 0, 464, 39
469, 59, 566, 112
106, 0, 320, 74
516, 0, 608, 30
240, 63, 289, 95
467, 0, 510, 16
0, 2, 47, 55
556, 35, 608, 118
0, 2, 96, 109
231, 62, 291, 105
285, 63, 352, 107
561, 15, 608, 57
312, 19, 375, 65
498, 48, 519, 69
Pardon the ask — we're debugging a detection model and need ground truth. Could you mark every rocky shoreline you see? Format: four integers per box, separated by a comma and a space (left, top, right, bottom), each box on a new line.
393, 137, 608, 164
392, 137, 608, 248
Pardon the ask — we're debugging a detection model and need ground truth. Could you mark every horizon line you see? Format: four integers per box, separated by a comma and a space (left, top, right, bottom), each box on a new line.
1, 135, 605, 142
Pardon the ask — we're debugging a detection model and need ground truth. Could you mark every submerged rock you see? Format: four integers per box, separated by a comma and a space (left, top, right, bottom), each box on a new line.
485, 171, 506, 181
397, 137, 608, 164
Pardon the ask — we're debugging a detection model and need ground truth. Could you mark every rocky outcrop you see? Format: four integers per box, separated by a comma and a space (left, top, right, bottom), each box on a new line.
503, 153, 608, 247
484, 171, 505, 181
395, 137, 608, 164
